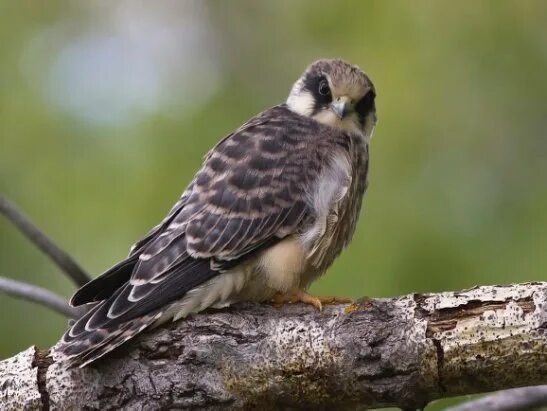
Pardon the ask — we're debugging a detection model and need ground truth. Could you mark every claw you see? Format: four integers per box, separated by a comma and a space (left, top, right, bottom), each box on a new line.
271, 291, 353, 311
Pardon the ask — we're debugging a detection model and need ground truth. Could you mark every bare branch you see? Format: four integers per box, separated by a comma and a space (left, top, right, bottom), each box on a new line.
446, 385, 547, 411
0, 195, 91, 287
0, 281, 545, 410
0, 276, 80, 318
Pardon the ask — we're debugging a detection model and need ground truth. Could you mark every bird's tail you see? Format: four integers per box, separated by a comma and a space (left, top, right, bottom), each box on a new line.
55, 253, 217, 367
55, 302, 164, 368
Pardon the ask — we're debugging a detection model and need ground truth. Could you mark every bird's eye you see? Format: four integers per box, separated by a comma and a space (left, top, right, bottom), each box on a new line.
318, 80, 330, 96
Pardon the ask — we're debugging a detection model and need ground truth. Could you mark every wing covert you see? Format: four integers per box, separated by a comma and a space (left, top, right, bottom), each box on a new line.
93, 106, 325, 318
183, 106, 322, 262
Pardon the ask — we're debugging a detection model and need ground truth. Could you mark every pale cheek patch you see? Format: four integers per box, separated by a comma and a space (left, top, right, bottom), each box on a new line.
286, 91, 315, 117
259, 236, 305, 292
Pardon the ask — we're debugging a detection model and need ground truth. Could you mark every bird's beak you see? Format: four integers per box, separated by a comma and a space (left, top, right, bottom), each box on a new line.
330, 96, 352, 119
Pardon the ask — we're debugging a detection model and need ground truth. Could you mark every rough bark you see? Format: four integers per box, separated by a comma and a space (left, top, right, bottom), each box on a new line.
1, 282, 546, 410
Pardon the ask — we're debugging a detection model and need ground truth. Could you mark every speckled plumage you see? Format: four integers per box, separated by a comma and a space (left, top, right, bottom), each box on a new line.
57, 59, 377, 367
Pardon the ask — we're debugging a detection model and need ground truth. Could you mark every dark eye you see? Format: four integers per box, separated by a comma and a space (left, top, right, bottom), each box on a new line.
318, 80, 330, 96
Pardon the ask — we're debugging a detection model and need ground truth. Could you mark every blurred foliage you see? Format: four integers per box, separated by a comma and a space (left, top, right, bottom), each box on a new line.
1, 1, 546, 409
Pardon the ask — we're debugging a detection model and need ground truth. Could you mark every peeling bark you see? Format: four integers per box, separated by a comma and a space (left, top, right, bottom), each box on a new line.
1, 282, 546, 410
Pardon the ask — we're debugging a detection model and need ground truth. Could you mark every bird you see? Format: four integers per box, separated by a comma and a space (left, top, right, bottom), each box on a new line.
56, 58, 377, 367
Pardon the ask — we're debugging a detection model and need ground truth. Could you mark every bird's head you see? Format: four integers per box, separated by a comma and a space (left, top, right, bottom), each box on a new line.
287, 59, 377, 141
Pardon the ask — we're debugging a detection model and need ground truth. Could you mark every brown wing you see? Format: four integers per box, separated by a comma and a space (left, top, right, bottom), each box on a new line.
129, 105, 324, 286
60, 105, 331, 365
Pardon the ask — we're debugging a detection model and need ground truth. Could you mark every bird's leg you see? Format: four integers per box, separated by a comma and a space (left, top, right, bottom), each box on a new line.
272, 290, 352, 311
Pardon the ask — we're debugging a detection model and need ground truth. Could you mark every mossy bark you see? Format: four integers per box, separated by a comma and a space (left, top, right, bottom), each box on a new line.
1, 282, 546, 410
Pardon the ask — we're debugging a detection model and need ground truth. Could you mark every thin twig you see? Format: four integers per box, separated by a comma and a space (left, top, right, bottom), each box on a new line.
446, 385, 547, 411
0, 276, 81, 318
0, 195, 91, 287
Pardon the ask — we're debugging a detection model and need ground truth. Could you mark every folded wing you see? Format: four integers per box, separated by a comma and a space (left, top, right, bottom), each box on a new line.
58, 106, 324, 366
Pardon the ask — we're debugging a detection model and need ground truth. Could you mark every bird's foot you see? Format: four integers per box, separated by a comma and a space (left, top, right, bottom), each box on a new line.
272, 290, 352, 311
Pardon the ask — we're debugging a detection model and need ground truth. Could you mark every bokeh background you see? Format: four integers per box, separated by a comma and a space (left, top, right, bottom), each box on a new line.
1, 1, 546, 409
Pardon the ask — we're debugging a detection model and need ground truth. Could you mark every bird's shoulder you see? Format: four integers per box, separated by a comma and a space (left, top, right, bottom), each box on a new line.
180, 105, 326, 259
131, 104, 357, 266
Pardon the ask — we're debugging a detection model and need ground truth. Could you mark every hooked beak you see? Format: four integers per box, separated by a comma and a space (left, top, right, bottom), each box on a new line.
330, 96, 352, 119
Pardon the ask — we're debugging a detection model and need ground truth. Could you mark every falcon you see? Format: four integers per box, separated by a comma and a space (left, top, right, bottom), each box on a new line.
57, 58, 377, 367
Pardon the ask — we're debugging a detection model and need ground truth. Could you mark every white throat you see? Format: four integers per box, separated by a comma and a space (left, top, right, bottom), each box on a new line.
287, 92, 371, 142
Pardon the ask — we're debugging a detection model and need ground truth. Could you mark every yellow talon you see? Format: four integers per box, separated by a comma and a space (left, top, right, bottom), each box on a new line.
272, 290, 353, 311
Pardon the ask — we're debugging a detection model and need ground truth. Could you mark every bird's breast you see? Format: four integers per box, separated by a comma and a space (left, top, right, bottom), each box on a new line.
301, 138, 368, 277
241, 137, 368, 296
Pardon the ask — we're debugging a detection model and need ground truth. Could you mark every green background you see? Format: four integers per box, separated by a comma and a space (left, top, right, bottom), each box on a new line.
1, 1, 546, 409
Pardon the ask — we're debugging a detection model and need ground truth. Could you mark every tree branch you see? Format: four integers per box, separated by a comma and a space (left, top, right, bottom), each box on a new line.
1, 281, 545, 410
0, 195, 91, 287
0, 276, 80, 318
446, 385, 547, 411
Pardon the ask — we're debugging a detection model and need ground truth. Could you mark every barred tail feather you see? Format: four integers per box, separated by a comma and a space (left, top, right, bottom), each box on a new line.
58, 306, 164, 368
56, 255, 217, 367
